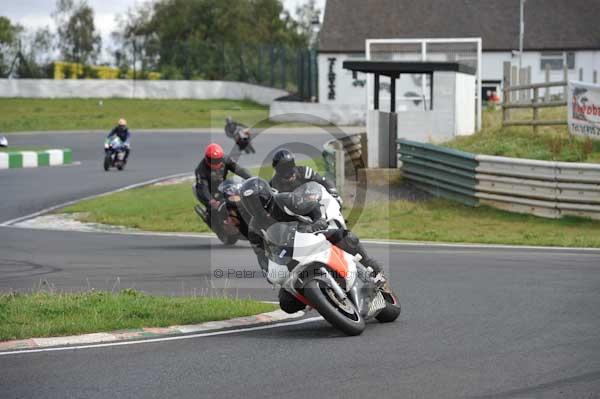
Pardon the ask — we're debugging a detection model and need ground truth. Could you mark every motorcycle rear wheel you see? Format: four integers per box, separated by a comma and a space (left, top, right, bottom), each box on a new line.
304, 279, 365, 336
375, 289, 401, 323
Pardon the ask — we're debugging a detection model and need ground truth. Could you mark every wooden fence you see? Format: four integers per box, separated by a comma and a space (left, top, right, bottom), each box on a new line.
502, 61, 569, 132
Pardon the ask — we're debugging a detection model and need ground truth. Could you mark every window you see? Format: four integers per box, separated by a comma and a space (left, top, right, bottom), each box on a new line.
540, 52, 575, 70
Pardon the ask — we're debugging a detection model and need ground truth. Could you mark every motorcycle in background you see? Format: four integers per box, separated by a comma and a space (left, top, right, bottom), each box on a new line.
104, 136, 127, 171
225, 118, 256, 154
193, 177, 250, 245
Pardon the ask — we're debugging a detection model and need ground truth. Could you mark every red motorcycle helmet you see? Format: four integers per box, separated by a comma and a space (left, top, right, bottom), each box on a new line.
204, 143, 224, 170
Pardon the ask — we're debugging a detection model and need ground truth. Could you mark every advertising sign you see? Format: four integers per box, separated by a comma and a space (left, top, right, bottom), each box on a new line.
568, 80, 600, 140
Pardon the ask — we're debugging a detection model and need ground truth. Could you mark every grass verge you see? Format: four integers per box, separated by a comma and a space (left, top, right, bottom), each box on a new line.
61, 158, 326, 233
444, 107, 600, 163
0, 289, 278, 341
0, 98, 269, 132
351, 199, 600, 248
61, 178, 600, 247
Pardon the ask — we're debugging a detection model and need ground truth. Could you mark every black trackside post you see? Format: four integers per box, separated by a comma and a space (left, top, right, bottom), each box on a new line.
374, 73, 380, 110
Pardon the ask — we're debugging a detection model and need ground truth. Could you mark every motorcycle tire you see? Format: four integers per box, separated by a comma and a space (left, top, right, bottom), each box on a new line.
103, 154, 111, 171
219, 235, 238, 246
304, 279, 365, 336
375, 289, 401, 323
117, 163, 124, 171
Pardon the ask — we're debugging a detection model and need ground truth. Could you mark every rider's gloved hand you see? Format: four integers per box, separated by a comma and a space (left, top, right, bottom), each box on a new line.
308, 219, 329, 233
209, 199, 221, 209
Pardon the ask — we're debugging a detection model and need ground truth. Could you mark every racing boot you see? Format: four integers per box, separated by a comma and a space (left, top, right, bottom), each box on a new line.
354, 241, 389, 289
354, 241, 383, 274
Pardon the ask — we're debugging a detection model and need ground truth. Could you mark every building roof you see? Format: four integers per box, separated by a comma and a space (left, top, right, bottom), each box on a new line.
319, 0, 600, 53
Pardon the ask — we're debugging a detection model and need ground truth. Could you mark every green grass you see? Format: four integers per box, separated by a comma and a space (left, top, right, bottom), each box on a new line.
62, 177, 600, 247
351, 199, 600, 248
0, 98, 270, 132
61, 158, 326, 232
445, 107, 600, 163
0, 146, 50, 152
0, 289, 278, 341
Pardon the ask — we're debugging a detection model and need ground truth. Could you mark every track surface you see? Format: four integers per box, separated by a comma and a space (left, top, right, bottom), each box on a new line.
1, 131, 600, 398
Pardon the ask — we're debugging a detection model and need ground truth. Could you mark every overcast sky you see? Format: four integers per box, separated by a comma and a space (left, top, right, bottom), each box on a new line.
1, 0, 327, 42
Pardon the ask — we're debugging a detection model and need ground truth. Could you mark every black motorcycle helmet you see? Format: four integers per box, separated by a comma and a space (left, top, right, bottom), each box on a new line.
240, 177, 273, 216
272, 149, 296, 179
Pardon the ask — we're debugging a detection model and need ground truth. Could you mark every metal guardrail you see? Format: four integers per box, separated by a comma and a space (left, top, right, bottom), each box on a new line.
322, 133, 366, 191
398, 139, 600, 220
397, 140, 479, 206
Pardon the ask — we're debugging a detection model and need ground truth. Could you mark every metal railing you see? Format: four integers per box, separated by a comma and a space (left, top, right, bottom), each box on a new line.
398, 139, 600, 220
322, 133, 367, 193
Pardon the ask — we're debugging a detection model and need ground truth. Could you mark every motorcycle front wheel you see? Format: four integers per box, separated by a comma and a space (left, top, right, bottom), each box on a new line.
304, 279, 365, 336
219, 234, 238, 246
103, 154, 111, 171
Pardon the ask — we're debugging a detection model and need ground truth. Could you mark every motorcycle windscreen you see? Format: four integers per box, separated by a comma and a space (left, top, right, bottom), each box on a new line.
274, 182, 322, 217
264, 222, 297, 266
217, 177, 244, 202
110, 137, 123, 148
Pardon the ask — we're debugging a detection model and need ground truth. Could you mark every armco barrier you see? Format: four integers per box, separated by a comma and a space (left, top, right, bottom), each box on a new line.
398, 139, 600, 220
322, 133, 367, 187
397, 140, 479, 206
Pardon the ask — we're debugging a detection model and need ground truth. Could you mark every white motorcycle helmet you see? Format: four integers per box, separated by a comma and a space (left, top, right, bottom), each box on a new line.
0, 136, 7, 148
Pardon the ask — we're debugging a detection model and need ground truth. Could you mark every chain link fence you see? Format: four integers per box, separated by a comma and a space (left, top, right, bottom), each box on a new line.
1, 42, 319, 100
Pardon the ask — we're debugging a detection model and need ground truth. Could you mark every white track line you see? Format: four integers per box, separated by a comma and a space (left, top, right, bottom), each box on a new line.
0, 316, 324, 356
0, 172, 193, 226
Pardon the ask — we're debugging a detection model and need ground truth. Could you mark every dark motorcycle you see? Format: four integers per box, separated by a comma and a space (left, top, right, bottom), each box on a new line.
233, 127, 256, 154
103, 136, 127, 171
193, 177, 249, 245
225, 119, 256, 154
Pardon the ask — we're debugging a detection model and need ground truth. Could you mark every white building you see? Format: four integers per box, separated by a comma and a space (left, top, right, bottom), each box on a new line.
318, 0, 600, 109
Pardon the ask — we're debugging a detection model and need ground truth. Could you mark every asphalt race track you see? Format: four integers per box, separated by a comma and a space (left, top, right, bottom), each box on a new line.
1, 131, 600, 398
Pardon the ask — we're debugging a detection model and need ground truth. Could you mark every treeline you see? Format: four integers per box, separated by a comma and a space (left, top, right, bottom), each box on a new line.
0, 0, 319, 87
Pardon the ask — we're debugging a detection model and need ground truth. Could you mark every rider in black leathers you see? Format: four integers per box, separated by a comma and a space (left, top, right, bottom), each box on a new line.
270, 149, 340, 203
194, 143, 252, 228
240, 177, 384, 314
225, 116, 255, 154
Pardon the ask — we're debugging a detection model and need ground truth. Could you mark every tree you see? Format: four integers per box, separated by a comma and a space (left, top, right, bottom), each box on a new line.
111, 3, 159, 78
294, 0, 321, 46
0, 16, 22, 77
146, 0, 307, 80
16, 27, 56, 78
53, 0, 101, 66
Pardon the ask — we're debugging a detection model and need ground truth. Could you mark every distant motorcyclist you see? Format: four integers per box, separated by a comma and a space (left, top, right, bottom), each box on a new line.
225, 116, 256, 154
240, 177, 384, 314
106, 118, 131, 161
194, 143, 252, 224
270, 149, 341, 204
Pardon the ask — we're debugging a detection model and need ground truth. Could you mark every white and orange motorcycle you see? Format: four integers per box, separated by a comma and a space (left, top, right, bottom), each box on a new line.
263, 182, 401, 336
